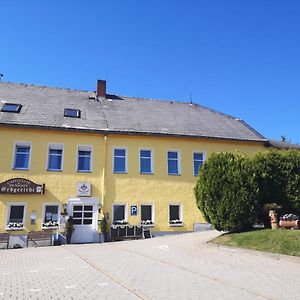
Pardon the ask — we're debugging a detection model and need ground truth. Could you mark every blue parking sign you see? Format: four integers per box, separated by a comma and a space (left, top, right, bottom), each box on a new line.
131, 205, 138, 216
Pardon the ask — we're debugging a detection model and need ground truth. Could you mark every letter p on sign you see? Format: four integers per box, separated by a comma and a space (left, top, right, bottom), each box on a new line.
131, 205, 138, 216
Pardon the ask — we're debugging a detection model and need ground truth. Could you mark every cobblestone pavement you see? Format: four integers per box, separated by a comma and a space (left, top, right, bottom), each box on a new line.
0, 230, 300, 300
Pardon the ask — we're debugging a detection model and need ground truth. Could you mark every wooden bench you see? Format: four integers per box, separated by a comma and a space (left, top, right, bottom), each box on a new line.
0, 233, 9, 249
27, 231, 52, 247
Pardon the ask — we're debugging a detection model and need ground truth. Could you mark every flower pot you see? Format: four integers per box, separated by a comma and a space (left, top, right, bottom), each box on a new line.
269, 210, 279, 229
279, 220, 299, 229
66, 233, 72, 244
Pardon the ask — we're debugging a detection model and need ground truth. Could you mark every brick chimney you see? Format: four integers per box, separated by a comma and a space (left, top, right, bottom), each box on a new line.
96, 80, 106, 99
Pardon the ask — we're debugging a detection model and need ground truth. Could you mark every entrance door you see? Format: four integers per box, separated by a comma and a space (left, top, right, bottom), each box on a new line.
70, 203, 96, 243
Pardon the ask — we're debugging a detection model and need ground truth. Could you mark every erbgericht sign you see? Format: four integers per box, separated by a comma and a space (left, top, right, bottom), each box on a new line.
0, 178, 45, 194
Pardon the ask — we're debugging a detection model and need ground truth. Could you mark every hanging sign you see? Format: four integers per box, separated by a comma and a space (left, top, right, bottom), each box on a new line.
77, 182, 92, 197
0, 178, 45, 194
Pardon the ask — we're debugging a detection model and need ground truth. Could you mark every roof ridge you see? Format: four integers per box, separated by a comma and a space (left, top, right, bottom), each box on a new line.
0, 81, 90, 93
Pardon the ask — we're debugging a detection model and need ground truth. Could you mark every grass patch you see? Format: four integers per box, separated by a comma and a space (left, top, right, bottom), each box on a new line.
212, 229, 300, 257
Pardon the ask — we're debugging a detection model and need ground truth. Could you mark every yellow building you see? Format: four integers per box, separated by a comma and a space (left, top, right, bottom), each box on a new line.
0, 80, 267, 246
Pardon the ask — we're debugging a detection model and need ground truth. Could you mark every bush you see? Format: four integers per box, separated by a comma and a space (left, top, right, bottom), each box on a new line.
253, 150, 300, 219
282, 150, 300, 213
194, 152, 259, 232
195, 149, 300, 232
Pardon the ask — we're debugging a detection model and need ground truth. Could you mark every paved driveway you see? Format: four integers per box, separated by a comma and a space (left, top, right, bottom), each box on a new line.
0, 230, 299, 299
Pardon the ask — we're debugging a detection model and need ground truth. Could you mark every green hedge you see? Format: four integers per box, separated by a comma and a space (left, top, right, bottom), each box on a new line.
194, 150, 300, 232
254, 150, 300, 215
194, 152, 259, 232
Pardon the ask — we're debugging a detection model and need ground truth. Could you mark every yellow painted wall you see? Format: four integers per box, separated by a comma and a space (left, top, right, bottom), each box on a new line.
103, 135, 265, 232
0, 127, 104, 234
0, 127, 266, 235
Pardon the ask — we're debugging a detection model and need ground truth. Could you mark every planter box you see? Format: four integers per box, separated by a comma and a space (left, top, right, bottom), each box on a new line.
110, 225, 144, 241
279, 220, 299, 229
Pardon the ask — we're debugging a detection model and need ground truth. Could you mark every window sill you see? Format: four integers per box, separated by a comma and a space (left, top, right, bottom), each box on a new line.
111, 224, 129, 229
168, 173, 181, 176
47, 169, 62, 172
6, 227, 25, 231
140, 172, 154, 175
13, 168, 29, 171
141, 223, 155, 227
169, 223, 183, 227
113, 172, 128, 174
77, 170, 92, 173
42, 226, 58, 230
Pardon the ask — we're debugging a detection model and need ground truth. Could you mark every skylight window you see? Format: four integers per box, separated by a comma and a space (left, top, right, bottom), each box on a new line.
64, 108, 81, 118
1, 103, 22, 113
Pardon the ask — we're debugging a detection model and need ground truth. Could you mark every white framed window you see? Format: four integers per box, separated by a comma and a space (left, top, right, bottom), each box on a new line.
140, 149, 153, 174
167, 150, 180, 175
72, 204, 94, 225
112, 204, 128, 224
169, 204, 183, 226
193, 152, 205, 176
141, 204, 154, 226
77, 145, 92, 172
12, 142, 31, 170
47, 144, 63, 171
113, 148, 127, 173
6, 203, 26, 230
42, 203, 60, 229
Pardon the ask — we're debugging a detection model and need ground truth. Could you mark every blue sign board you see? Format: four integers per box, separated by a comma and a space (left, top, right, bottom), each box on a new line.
131, 205, 138, 216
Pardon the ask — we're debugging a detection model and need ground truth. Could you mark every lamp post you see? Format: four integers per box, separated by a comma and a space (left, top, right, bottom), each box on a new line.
62, 203, 68, 216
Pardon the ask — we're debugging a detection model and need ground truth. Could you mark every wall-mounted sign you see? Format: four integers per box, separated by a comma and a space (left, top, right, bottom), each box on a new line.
0, 178, 45, 194
131, 205, 138, 216
77, 182, 92, 197
30, 210, 37, 225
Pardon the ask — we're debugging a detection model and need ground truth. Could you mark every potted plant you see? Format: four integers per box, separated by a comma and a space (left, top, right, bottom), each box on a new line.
65, 216, 74, 244
99, 214, 109, 242
42, 220, 59, 229
279, 214, 299, 229
7, 222, 24, 230
141, 220, 154, 226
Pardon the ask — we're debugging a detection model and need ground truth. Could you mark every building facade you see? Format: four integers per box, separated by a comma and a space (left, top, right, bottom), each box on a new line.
0, 81, 267, 245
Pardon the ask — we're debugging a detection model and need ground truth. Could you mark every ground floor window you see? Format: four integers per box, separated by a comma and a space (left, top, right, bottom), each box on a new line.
42, 204, 59, 228
7, 204, 25, 229
141, 204, 154, 225
113, 204, 127, 225
169, 204, 183, 225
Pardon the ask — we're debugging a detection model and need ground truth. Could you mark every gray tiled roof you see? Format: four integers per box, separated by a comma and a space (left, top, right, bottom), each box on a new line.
267, 139, 300, 150
0, 82, 266, 142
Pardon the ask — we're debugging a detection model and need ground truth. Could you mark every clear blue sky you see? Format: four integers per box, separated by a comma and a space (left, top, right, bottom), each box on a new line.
1, 1, 299, 142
